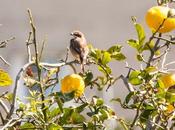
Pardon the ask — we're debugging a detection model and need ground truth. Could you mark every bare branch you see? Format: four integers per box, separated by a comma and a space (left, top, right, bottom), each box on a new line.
26, 31, 32, 62
120, 75, 135, 92
6, 62, 34, 119
39, 35, 47, 61
0, 37, 15, 48
153, 36, 175, 44
0, 56, 10, 66
0, 91, 8, 98
1, 118, 21, 130
0, 99, 9, 114
27, 9, 47, 123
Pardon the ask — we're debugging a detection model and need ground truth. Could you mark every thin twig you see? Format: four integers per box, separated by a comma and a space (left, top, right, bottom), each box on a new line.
0, 112, 4, 125
39, 35, 47, 61
165, 61, 175, 67
0, 91, 8, 98
1, 118, 21, 130
161, 47, 169, 70
0, 56, 10, 66
26, 31, 32, 62
0, 37, 15, 48
153, 36, 175, 44
120, 75, 135, 92
152, 46, 170, 61
0, 99, 9, 114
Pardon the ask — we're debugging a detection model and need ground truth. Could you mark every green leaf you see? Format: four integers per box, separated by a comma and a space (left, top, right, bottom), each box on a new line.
96, 98, 104, 106
124, 92, 136, 104
145, 66, 157, 73
155, 91, 166, 99
129, 78, 142, 85
157, 79, 165, 89
56, 92, 74, 102
101, 51, 111, 65
84, 71, 93, 85
4, 93, 13, 103
55, 95, 63, 113
87, 111, 96, 117
136, 54, 143, 61
49, 107, 61, 119
0, 69, 13, 87
143, 41, 155, 51
129, 70, 141, 79
71, 112, 85, 124
127, 39, 139, 49
129, 71, 143, 85
140, 109, 153, 123
111, 53, 126, 61
48, 123, 63, 130
20, 123, 35, 130
135, 23, 145, 46
165, 92, 175, 103
144, 104, 155, 110
107, 45, 122, 53
75, 103, 88, 113
110, 98, 122, 104
98, 65, 112, 75
99, 109, 109, 121
60, 108, 74, 124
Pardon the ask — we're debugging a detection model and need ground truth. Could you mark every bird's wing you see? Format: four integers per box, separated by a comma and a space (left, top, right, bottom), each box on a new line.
70, 39, 82, 55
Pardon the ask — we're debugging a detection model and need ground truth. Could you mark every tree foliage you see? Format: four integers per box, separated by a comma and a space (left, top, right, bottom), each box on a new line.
1, 1, 175, 130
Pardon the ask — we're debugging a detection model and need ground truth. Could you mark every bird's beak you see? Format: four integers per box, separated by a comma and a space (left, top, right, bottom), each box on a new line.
70, 32, 74, 36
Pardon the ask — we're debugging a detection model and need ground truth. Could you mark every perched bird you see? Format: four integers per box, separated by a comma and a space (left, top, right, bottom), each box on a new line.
70, 30, 89, 72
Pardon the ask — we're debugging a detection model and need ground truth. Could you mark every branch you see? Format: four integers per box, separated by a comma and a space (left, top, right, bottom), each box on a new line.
146, 18, 167, 67
120, 75, 134, 92
0, 91, 8, 98
0, 99, 9, 114
39, 35, 47, 61
0, 37, 15, 48
7, 62, 34, 119
27, 9, 47, 123
153, 36, 175, 44
26, 31, 32, 62
1, 118, 21, 130
0, 56, 11, 66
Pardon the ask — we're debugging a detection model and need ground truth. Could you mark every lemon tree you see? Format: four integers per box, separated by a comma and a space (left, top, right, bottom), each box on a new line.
2, 0, 175, 130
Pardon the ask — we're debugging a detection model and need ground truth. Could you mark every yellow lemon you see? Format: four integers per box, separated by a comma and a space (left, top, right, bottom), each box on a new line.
61, 74, 85, 97
166, 104, 174, 114
160, 73, 175, 88
145, 6, 175, 33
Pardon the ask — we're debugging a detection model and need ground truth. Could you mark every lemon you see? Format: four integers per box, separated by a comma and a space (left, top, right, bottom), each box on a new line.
145, 6, 175, 33
166, 104, 174, 114
160, 73, 175, 88
61, 74, 85, 97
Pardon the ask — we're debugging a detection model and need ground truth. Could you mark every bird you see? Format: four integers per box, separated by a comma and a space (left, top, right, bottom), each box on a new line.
70, 30, 89, 72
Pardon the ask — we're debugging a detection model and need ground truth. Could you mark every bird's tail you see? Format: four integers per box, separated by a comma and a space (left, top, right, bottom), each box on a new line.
80, 55, 85, 72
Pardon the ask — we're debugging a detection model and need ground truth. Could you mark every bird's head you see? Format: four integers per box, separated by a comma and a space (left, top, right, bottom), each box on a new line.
70, 30, 84, 38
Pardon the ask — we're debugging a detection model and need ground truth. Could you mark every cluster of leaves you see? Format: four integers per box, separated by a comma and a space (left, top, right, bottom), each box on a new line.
14, 44, 126, 130
0, 9, 127, 130
112, 13, 175, 130
83, 44, 125, 90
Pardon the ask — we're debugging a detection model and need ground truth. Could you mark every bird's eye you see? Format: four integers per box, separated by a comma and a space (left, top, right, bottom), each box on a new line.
74, 33, 81, 38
